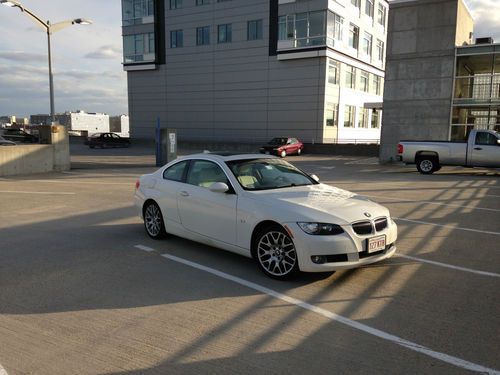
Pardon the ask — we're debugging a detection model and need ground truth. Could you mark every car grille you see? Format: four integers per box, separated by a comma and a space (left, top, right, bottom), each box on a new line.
352, 217, 388, 235
374, 217, 388, 231
352, 221, 373, 235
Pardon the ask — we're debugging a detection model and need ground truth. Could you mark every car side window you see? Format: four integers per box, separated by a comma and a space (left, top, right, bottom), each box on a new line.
163, 161, 189, 182
187, 160, 229, 188
475, 132, 497, 146
111, 134, 119, 139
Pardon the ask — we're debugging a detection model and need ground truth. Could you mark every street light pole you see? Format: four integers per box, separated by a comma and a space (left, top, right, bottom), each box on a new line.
0, 0, 92, 123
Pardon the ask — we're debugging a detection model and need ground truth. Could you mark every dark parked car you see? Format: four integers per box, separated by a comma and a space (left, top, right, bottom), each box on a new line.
260, 137, 304, 158
0, 135, 16, 146
85, 132, 131, 148
0, 128, 38, 143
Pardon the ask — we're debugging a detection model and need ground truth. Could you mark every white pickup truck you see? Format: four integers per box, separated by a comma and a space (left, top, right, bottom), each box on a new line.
397, 129, 500, 174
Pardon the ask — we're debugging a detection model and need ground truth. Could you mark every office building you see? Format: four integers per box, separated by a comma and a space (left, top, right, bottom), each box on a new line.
379, 0, 497, 162
122, 0, 388, 144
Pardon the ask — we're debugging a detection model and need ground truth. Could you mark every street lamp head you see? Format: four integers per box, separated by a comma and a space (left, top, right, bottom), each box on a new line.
0, 0, 20, 7
72, 18, 92, 25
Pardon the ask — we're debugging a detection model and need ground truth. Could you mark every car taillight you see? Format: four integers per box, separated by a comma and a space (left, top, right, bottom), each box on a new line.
135, 180, 140, 190
397, 144, 403, 154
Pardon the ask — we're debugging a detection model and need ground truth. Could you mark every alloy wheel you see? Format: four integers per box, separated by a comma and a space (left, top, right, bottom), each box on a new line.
144, 203, 163, 237
257, 230, 297, 277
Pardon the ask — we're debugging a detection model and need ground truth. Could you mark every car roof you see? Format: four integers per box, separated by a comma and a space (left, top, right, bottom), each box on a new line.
176, 152, 278, 163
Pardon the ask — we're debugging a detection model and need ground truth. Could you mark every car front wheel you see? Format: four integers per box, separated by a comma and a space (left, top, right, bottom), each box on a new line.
253, 225, 299, 280
143, 201, 166, 239
280, 150, 287, 158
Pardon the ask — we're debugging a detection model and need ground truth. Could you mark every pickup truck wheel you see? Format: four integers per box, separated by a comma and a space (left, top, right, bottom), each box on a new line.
416, 157, 438, 174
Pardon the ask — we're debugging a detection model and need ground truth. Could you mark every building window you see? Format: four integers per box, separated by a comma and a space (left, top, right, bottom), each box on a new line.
326, 103, 338, 127
196, 0, 209, 4
348, 23, 359, 50
376, 39, 384, 62
218, 24, 232, 43
247, 19, 263, 40
328, 59, 340, 85
122, 0, 155, 26
197, 26, 210, 45
350, 0, 360, 9
123, 32, 155, 63
365, 0, 374, 18
345, 65, 356, 89
360, 71, 369, 92
333, 13, 343, 41
344, 105, 355, 127
373, 75, 382, 95
371, 109, 380, 128
170, 30, 183, 48
278, 11, 326, 47
377, 4, 386, 27
169, 0, 182, 9
362, 32, 372, 57
358, 108, 369, 128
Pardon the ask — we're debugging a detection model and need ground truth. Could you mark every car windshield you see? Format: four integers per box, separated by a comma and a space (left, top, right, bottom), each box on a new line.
268, 138, 287, 145
226, 158, 316, 191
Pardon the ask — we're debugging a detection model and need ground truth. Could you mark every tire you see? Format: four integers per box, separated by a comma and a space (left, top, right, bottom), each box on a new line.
297, 148, 302, 155
280, 150, 287, 158
416, 156, 439, 174
143, 201, 167, 239
252, 225, 299, 280
89, 145, 95, 149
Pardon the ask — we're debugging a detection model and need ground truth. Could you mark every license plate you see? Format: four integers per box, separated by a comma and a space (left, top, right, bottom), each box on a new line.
367, 235, 386, 253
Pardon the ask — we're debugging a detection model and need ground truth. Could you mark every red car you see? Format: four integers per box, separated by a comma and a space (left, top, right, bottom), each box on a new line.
259, 137, 304, 158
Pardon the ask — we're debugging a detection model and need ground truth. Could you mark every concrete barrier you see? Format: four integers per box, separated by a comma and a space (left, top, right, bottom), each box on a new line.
0, 125, 70, 177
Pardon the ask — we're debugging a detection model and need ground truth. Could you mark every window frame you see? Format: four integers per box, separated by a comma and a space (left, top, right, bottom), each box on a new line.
217, 23, 232, 44
196, 26, 211, 45
247, 19, 263, 41
170, 29, 183, 48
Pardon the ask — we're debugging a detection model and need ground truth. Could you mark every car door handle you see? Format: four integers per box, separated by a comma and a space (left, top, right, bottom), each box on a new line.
474, 147, 482, 150
179, 191, 189, 197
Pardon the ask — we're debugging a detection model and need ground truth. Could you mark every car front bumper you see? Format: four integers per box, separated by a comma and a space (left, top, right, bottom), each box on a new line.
284, 220, 398, 272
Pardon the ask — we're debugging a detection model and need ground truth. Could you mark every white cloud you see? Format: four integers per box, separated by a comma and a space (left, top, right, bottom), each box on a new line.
465, 0, 500, 42
85, 45, 123, 60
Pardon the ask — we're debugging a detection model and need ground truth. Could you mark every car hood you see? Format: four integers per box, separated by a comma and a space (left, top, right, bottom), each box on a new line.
248, 184, 389, 225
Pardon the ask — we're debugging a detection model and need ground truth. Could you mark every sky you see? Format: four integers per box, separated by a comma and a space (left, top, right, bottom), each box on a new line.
0, 0, 498, 118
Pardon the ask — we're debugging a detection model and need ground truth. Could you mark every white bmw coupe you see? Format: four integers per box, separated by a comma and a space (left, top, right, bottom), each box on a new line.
134, 153, 397, 279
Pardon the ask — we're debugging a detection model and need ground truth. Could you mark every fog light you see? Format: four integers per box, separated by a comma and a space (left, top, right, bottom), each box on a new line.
311, 255, 326, 264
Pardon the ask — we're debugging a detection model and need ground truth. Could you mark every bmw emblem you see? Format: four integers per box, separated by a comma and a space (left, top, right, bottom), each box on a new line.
364, 212, 371, 218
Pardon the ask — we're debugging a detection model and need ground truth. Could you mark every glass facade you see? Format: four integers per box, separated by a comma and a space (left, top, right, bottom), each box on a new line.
122, 0, 154, 26
123, 32, 155, 63
452, 51, 500, 140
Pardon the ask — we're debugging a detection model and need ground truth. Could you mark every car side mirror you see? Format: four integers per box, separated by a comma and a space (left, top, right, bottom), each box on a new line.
310, 174, 320, 182
209, 182, 229, 193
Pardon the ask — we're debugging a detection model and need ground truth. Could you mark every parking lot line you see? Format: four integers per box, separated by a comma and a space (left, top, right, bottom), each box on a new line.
396, 254, 500, 278
0, 364, 8, 375
0, 179, 131, 186
0, 190, 76, 195
395, 217, 500, 236
362, 194, 500, 213
134, 244, 499, 374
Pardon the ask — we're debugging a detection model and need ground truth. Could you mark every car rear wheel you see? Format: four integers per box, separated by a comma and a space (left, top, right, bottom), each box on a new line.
416, 156, 439, 174
253, 225, 299, 280
280, 150, 287, 158
143, 201, 166, 239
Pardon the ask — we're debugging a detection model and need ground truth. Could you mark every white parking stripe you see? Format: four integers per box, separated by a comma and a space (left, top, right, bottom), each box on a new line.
363, 194, 500, 212
0, 364, 8, 375
395, 217, 500, 236
0, 190, 76, 195
135, 244, 156, 252
396, 254, 500, 278
135, 244, 499, 374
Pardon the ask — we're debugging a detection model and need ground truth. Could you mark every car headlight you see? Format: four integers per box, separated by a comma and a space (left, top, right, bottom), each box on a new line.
297, 222, 344, 235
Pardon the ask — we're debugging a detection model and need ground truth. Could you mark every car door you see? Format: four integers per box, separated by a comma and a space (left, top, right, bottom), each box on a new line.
177, 160, 237, 245
154, 160, 190, 226
110, 133, 122, 147
470, 132, 500, 168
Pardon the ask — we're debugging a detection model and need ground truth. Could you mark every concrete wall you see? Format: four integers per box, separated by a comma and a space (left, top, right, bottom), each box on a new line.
379, 0, 472, 162
0, 125, 70, 177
